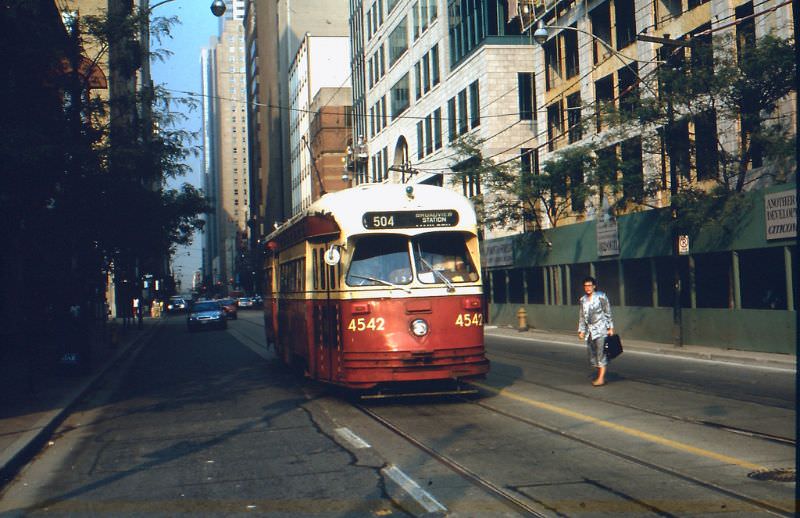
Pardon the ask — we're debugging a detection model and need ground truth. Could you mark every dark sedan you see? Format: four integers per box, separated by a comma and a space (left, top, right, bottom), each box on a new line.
187, 301, 227, 332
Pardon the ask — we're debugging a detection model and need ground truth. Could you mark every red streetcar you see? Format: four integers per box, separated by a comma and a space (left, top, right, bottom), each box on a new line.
262, 184, 489, 394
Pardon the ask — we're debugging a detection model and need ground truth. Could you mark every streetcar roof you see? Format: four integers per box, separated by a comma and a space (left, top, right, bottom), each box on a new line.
266, 184, 478, 247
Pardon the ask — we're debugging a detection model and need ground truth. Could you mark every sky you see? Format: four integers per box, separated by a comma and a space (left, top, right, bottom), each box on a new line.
149, 1, 220, 293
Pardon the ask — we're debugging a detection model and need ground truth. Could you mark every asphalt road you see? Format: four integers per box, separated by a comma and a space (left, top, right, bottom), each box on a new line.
0, 311, 795, 517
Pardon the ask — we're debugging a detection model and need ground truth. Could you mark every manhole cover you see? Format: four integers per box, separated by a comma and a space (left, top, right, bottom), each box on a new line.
747, 468, 795, 482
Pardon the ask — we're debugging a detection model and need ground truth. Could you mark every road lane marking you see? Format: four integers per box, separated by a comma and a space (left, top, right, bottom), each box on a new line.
473, 382, 767, 472
334, 427, 372, 449
381, 465, 448, 515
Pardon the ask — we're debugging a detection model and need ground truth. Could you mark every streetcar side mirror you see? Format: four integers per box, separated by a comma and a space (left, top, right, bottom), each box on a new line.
324, 245, 341, 266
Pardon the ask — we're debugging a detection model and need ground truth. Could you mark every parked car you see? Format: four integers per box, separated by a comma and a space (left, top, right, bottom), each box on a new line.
237, 297, 254, 309
167, 296, 187, 313
218, 298, 238, 320
187, 301, 226, 331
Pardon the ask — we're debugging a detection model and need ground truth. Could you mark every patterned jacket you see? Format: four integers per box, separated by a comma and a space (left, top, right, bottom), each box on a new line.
578, 291, 614, 340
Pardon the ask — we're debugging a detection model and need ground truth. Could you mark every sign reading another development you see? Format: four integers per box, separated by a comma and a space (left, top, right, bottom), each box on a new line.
764, 190, 796, 240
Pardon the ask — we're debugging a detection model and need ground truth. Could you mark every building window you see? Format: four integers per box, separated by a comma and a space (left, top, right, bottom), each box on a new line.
564, 26, 579, 79
469, 80, 480, 128
517, 72, 535, 120
615, 0, 637, 49
416, 120, 424, 159
433, 107, 442, 150
447, 97, 457, 142
422, 53, 431, 93
546, 101, 563, 151
414, 62, 422, 99
567, 93, 582, 143
544, 38, 561, 91
388, 17, 408, 66
425, 114, 433, 154
594, 74, 614, 132
457, 88, 468, 135
520, 148, 539, 177
390, 74, 410, 118
620, 137, 643, 200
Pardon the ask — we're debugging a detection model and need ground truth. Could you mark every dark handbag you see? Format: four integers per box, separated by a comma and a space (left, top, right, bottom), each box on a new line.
604, 334, 623, 359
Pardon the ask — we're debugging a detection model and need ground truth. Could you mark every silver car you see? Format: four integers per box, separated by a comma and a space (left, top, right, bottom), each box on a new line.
187, 301, 227, 332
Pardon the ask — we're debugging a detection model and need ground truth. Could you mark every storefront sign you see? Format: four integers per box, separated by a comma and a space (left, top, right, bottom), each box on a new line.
764, 190, 796, 240
481, 236, 514, 268
596, 218, 619, 256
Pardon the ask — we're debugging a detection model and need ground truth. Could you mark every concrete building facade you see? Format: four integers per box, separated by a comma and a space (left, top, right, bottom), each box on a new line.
348, 0, 536, 240
244, 0, 351, 238
288, 35, 352, 215
202, 16, 250, 292
309, 87, 354, 199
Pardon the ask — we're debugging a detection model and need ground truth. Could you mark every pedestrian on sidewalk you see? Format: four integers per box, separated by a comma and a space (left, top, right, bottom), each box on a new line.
577, 276, 614, 386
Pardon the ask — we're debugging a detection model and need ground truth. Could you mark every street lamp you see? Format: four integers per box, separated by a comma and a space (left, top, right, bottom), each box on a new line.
210, 0, 227, 17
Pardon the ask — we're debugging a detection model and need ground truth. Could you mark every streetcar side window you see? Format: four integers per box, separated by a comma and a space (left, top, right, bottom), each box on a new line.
412, 233, 479, 284
346, 235, 412, 286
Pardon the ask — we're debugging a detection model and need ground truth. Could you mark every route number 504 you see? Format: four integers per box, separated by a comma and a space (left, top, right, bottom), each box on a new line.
455, 312, 483, 327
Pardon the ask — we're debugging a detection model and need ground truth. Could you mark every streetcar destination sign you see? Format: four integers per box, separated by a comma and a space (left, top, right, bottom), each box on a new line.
363, 210, 459, 229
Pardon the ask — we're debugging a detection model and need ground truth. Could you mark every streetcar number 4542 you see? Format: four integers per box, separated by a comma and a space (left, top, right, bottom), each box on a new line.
455, 313, 483, 327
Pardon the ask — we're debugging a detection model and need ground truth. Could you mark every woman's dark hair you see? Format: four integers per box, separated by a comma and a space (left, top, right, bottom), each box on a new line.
583, 276, 596, 285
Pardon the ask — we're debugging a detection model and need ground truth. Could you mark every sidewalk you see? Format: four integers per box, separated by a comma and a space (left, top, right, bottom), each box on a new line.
0, 318, 163, 488
485, 325, 797, 369
1, 319, 794, 491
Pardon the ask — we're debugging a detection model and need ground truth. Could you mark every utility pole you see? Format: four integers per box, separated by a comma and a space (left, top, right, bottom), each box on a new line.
667, 95, 683, 347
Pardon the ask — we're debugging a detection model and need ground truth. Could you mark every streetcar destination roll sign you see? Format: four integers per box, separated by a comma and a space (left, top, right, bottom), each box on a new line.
363, 210, 459, 229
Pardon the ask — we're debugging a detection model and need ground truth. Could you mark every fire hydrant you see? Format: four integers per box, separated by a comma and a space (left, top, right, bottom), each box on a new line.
516, 307, 529, 332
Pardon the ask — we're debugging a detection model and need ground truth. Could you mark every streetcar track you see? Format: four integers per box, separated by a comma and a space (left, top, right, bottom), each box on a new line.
466, 394, 794, 517
355, 403, 548, 517
356, 398, 793, 518
487, 348, 795, 446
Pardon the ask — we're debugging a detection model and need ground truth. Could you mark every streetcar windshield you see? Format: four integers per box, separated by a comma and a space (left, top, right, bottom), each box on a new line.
346, 235, 413, 286
413, 233, 479, 284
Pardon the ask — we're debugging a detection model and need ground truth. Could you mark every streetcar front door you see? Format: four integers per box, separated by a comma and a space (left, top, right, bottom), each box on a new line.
313, 301, 338, 381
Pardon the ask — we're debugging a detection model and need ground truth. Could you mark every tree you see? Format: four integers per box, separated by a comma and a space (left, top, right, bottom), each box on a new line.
600, 33, 796, 238
449, 135, 597, 234
457, 33, 796, 240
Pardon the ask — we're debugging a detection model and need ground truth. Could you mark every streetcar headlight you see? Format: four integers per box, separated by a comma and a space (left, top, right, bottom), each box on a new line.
410, 319, 429, 337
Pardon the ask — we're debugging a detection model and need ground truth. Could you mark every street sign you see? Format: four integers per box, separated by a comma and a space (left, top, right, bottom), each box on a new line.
678, 234, 690, 255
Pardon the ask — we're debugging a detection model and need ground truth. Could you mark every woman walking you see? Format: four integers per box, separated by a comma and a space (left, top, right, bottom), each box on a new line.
578, 276, 615, 386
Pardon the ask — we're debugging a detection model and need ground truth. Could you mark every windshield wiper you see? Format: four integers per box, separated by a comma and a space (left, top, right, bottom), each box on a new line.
417, 256, 455, 292
348, 274, 412, 293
